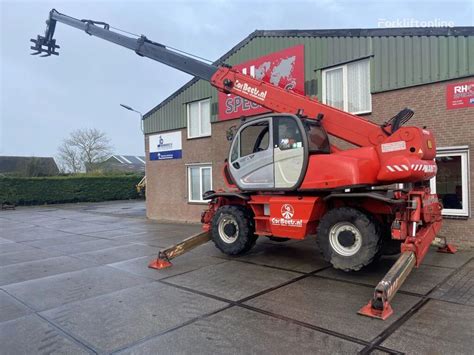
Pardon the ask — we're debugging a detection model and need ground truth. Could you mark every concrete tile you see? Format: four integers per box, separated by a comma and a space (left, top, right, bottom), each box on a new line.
54, 223, 124, 234
41, 282, 228, 353
382, 300, 474, 354
0, 290, 32, 323
0, 249, 65, 267
22, 234, 100, 249
114, 232, 197, 248
0, 242, 37, 254
48, 238, 130, 254
316, 257, 453, 295
0, 314, 89, 354
118, 306, 363, 354
82, 228, 146, 239
0, 221, 36, 231
2, 226, 79, 242
73, 244, 158, 264
0, 256, 95, 286
236, 242, 330, 273
4, 266, 151, 311
245, 277, 421, 342
165, 261, 300, 301
109, 254, 227, 280
430, 259, 474, 306
422, 247, 474, 269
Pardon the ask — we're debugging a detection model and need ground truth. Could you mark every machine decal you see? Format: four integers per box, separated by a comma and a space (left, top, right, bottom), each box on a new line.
271, 203, 303, 227
381, 141, 406, 153
281, 204, 294, 219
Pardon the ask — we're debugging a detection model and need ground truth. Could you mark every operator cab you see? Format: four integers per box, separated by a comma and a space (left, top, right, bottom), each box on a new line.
228, 113, 330, 191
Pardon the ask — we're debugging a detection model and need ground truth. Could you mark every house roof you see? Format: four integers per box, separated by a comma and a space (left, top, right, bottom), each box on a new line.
143, 26, 474, 120
107, 155, 146, 165
0, 156, 59, 175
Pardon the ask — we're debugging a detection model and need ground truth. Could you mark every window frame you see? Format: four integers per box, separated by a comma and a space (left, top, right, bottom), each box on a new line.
186, 99, 211, 139
430, 146, 470, 217
321, 59, 372, 115
187, 164, 213, 203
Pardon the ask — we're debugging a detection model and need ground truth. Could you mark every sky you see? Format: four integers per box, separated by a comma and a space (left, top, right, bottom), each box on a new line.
1, 0, 473, 158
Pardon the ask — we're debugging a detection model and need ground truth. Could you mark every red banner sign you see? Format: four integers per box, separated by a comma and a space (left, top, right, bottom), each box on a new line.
218, 45, 305, 120
446, 80, 474, 110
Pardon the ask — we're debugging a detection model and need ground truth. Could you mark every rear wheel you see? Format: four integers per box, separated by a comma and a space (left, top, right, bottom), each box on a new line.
211, 205, 257, 255
317, 207, 382, 271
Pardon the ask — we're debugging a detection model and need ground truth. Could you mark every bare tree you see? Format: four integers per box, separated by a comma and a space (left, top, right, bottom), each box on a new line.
57, 142, 82, 173
57, 128, 113, 173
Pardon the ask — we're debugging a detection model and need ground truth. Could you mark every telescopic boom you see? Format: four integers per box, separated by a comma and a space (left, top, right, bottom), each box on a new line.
32, 9, 392, 147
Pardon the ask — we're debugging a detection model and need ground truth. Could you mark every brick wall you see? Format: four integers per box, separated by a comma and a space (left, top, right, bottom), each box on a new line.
368, 77, 474, 249
145, 77, 473, 248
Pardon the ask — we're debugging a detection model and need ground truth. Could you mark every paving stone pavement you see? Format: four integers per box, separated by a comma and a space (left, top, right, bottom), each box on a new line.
0, 200, 472, 354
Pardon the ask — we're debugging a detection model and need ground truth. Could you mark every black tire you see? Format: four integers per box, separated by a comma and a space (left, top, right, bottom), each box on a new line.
379, 221, 402, 256
211, 205, 257, 255
316, 207, 382, 271
267, 236, 291, 243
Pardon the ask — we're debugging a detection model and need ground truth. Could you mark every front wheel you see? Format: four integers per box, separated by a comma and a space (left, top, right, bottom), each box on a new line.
316, 207, 382, 271
211, 205, 257, 255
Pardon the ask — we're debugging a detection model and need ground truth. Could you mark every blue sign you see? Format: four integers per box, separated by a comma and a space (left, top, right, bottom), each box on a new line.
149, 131, 182, 161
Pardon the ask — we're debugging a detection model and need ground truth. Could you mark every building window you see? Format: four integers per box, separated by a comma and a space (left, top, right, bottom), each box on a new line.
187, 165, 212, 203
187, 99, 211, 138
322, 59, 371, 114
430, 146, 470, 217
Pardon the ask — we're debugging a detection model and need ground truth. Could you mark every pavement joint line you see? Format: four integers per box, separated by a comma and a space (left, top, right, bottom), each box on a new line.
109, 304, 234, 354
425, 256, 474, 298
372, 345, 405, 354
158, 266, 376, 346
0, 288, 99, 354
358, 297, 429, 355
311, 270, 434, 298
229, 258, 309, 275
360, 255, 474, 354
238, 303, 370, 348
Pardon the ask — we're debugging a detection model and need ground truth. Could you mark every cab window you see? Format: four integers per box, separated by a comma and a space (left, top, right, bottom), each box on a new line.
239, 122, 269, 157
306, 121, 330, 154
275, 116, 303, 150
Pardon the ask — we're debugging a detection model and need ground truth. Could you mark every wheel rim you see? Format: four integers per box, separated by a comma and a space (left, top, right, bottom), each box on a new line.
218, 215, 239, 244
329, 222, 362, 256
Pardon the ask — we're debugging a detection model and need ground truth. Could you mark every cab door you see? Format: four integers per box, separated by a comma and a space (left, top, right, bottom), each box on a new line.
273, 115, 306, 189
228, 117, 274, 190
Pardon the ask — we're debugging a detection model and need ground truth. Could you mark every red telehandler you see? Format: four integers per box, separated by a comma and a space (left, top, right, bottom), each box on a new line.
32, 9, 456, 320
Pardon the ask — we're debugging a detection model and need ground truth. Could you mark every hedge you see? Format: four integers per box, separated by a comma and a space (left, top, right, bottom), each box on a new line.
0, 175, 143, 205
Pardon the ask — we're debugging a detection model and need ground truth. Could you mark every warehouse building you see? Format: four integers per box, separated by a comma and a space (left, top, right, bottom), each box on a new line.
143, 27, 474, 248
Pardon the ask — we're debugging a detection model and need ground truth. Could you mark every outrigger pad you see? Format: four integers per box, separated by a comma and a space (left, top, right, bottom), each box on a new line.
148, 258, 172, 270
437, 244, 457, 254
358, 301, 394, 320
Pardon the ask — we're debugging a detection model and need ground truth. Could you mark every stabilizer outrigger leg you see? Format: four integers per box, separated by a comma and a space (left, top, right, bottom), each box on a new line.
148, 231, 211, 270
358, 251, 416, 320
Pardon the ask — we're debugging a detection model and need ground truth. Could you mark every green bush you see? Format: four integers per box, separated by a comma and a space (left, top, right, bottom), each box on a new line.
0, 175, 143, 205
